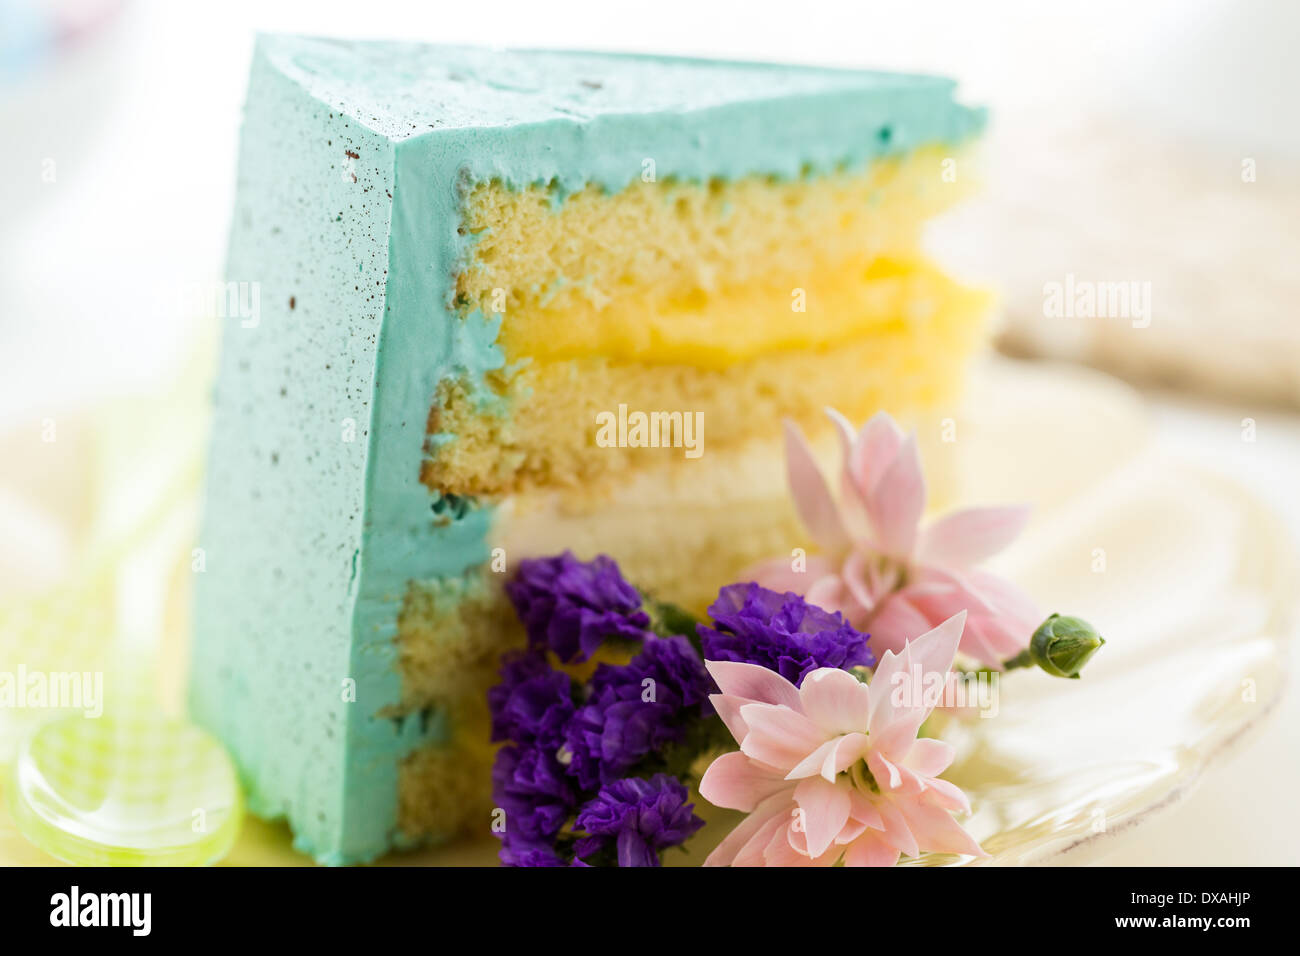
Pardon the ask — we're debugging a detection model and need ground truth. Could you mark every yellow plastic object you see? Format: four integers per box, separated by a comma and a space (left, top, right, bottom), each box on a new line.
6, 714, 242, 866
0, 336, 244, 867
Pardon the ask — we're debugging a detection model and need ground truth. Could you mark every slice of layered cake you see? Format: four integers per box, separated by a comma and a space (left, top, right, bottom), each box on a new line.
190, 35, 990, 864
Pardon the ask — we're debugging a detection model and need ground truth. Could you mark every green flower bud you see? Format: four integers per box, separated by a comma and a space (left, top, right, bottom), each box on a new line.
1029, 614, 1105, 678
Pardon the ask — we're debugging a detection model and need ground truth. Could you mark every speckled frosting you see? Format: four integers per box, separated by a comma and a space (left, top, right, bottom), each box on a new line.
189, 34, 985, 864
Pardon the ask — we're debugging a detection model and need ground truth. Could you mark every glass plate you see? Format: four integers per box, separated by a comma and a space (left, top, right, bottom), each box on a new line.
1, 359, 1292, 865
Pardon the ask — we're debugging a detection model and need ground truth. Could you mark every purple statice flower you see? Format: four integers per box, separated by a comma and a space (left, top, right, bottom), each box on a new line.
491, 744, 576, 850
498, 840, 591, 868
588, 632, 712, 712
563, 635, 711, 790
486, 650, 575, 749
698, 582, 874, 687
505, 552, 651, 662
573, 775, 705, 867
563, 697, 677, 792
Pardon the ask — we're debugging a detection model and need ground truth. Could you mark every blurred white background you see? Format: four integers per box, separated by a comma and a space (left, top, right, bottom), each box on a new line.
2, 0, 1297, 864
4, 0, 1299, 415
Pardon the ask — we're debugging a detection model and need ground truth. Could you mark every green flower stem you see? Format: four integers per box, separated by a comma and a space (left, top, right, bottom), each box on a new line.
1001, 649, 1035, 671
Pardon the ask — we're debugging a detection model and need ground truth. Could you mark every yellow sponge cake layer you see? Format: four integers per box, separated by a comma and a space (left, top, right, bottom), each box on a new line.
458, 144, 967, 337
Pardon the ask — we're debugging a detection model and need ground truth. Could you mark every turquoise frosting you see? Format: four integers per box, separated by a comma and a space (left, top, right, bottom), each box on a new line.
189, 34, 984, 864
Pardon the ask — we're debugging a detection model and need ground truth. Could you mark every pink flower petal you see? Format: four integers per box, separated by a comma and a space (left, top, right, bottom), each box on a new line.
733, 815, 789, 867
959, 615, 1025, 669
804, 575, 848, 615
917, 505, 1031, 569
738, 703, 828, 773
840, 549, 881, 616
853, 411, 905, 498
907, 565, 997, 613
798, 667, 872, 735
822, 732, 873, 782
746, 554, 837, 595
862, 641, 910, 733
824, 407, 874, 542
903, 736, 956, 778
783, 418, 848, 553
873, 797, 919, 857
729, 799, 795, 867
765, 827, 816, 866
704, 792, 790, 867
922, 777, 972, 814
897, 799, 986, 858
699, 750, 791, 812
794, 775, 852, 858
864, 591, 935, 658
784, 738, 841, 781
868, 750, 923, 795
848, 786, 884, 830
865, 433, 926, 559
705, 660, 801, 711
905, 610, 967, 689
955, 621, 1004, 670
767, 822, 842, 867
972, 612, 1032, 660
836, 816, 870, 844
825, 406, 857, 464
709, 693, 752, 745
843, 829, 902, 867
869, 611, 967, 747
903, 577, 1027, 668
966, 569, 1042, 631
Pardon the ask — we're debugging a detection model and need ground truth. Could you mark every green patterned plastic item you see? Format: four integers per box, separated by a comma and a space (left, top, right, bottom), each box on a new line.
6, 714, 242, 866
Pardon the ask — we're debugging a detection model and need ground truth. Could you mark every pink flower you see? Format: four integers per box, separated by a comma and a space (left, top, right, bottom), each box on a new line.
751, 410, 1040, 668
699, 611, 985, 866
